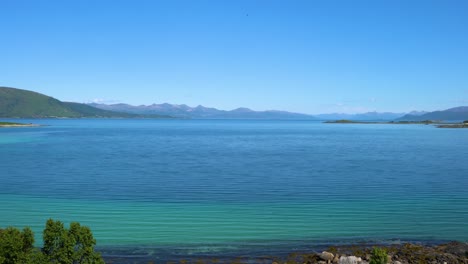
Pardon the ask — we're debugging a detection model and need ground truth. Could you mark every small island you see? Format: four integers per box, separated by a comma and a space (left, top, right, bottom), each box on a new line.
324, 119, 379, 124
325, 119, 468, 128
0, 121, 40, 127
437, 121, 468, 128
324, 120, 435, 125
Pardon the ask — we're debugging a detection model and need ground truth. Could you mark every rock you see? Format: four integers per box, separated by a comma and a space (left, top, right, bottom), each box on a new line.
436, 241, 468, 257
363, 254, 370, 261
318, 261, 327, 264
393, 261, 402, 264
339, 256, 361, 264
333, 256, 340, 263
319, 251, 335, 262
387, 255, 392, 263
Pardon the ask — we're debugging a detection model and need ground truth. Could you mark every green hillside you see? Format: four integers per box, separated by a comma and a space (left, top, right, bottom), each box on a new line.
0, 87, 167, 118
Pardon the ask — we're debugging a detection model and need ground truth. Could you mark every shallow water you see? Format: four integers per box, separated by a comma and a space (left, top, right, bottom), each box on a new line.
1, 119, 467, 253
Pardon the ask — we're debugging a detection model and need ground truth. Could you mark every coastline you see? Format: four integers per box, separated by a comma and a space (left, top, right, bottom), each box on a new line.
436, 124, 468, 128
324, 120, 468, 128
99, 240, 468, 263
0, 121, 41, 127
0, 124, 41, 127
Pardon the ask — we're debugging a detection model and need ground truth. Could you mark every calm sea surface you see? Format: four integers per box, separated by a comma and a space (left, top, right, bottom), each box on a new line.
1, 119, 467, 255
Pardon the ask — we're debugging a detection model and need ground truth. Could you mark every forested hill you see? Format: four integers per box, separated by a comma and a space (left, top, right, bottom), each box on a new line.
0, 87, 169, 118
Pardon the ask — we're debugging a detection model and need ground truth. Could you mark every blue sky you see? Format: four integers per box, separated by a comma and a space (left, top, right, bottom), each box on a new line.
1, 0, 467, 114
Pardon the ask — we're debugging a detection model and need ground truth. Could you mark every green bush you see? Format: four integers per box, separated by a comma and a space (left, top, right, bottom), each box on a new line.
370, 247, 387, 264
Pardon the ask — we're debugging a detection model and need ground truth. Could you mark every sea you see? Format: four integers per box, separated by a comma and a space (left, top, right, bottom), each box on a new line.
1, 119, 467, 261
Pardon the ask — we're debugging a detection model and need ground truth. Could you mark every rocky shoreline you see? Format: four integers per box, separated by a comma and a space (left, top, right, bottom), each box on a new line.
306, 241, 468, 264
102, 241, 468, 264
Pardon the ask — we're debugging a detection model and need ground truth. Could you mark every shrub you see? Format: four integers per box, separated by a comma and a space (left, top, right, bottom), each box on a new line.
370, 247, 387, 264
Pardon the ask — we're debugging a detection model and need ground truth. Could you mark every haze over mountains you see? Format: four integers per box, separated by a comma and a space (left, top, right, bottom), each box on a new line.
88, 103, 317, 120
315, 112, 407, 121
89, 103, 434, 121
87, 103, 468, 121
1, 87, 468, 121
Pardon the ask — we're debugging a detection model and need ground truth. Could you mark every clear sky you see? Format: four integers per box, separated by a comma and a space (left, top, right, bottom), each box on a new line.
1, 0, 468, 114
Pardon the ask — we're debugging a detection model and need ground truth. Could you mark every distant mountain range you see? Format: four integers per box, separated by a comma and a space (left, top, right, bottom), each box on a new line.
88, 103, 317, 119
314, 110, 431, 121
89, 103, 427, 120
0, 87, 168, 118
315, 112, 405, 121
90, 102, 468, 121
397, 106, 468, 121
1, 86, 467, 121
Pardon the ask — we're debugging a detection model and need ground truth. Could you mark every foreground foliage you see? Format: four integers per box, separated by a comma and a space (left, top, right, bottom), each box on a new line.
369, 247, 387, 264
0, 219, 104, 264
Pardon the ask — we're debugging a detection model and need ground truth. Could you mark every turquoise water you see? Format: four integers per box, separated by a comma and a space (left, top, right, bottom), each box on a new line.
1, 119, 467, 253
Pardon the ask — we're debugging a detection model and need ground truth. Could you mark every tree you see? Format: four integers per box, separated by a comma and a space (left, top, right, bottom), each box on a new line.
67, 222, 103, 264
43, 219, 104, 264
1, 220, 103, 264
42, 219, 73, 263
21, 227, 35, 254
0, 227, 35, 264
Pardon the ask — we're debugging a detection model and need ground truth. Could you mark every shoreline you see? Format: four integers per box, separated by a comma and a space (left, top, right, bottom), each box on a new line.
436, 124, 468, 128
324, 120, 468, 128
98, 240, 468, 263
0, 121, 41, 127
0, 124, 41, 127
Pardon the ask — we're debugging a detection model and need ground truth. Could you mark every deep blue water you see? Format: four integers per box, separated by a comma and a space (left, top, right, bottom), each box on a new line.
1, 119, 467, 256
